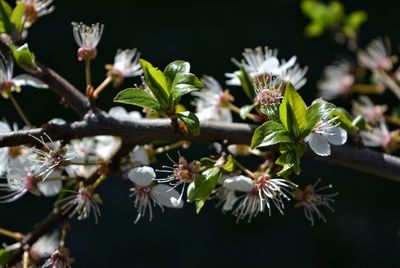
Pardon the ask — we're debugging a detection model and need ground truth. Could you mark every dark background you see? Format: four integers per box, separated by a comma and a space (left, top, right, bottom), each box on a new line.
1, 0, 400, 267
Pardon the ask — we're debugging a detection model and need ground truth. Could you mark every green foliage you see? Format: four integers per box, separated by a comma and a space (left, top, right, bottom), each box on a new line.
250, 83, 345, 176
177, 111, 200, 136
114, 59, 203, 136
11, 43, 35, 69
113, 88, 161, 112
187, 167, 222, 213
237, 66, 256, 101
0, 0, 26, 36
301, 0, 367, 40
0, 248, 14, 265
10, 1, 25, 34
0, 0, 12, 34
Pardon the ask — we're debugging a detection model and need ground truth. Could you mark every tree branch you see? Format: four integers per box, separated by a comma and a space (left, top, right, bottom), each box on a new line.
0, 113, 399, 182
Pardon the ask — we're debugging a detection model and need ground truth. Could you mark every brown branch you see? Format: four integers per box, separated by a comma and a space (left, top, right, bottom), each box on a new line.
0, 113, 399, 182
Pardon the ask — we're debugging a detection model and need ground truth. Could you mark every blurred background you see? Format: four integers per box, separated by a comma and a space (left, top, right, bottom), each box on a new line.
1, 0, 400, 267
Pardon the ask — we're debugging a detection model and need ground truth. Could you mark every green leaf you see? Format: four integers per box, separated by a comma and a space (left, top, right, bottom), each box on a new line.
304, 99, 336, 137
304, 22, 324, 38
171, 72, 203, 102
140, 59, 170, 111
11, 43, 35, 69
239, 104, 254, 120
113, 88, 161, 112
10, 1, 25, 34
177, 111, 200, 136
279, 83, 307, 138
237, 65, 256, 101
260, 103, 280, 121
163, 60, 190, 87
276, 151, 296, 177
352, 115, 367, 130
0, 0, 12, 34
251, 121, 294, 149
330, 108, 357, 132
200, 157, 216, 168
222, 155, 236, 173
187, 167, 222, 213
0, 248, 14, 265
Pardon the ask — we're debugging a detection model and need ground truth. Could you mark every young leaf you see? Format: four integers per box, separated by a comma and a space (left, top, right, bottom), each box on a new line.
164, 60, 190, 87
11, 43, 35, 69
251, 121, 294, 149
10, 1, 25, 34
140, 59, 170, 110
177, 111, 200, 136
171, 72, 203, 102
276, 151, 296, 177
237, 65, 256, 101
0, 0, 12, 34
113, 88, 161, 112
331, 108, 357, 131
187, 167, 222, 213
222, 155, 236, 173
0, 248, 14, 265
279, 83, 307, 138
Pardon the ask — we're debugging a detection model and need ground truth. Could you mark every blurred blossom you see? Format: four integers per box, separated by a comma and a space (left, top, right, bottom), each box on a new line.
191, 76, 233, 122
357, 37, 393, 72
30, 232, 60, 261
360, 119, 400, 153
22, 0, 55, 28
352, 95, 387, 125
317, 60, 355, 100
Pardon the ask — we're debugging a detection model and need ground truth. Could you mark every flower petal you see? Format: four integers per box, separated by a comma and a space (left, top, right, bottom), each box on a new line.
38, 180, 62, 197
128, 166, 155, 186
151, 184, 183, 208
13, 74, 48, 88
222, 190, 237, 211
325, 126, 347, 145
223, 175, 253, 192
130, 145, 150, 166
308, 133, 331, 156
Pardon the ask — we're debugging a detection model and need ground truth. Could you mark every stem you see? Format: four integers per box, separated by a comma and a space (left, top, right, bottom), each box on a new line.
23, 250, 29, 268
228, 103, 261, 122
59, 221, 69, 249
92, 76, 113, 99
93, 174, 107, 189
9, 93, 32, 128
85, 59, 92, 88
154, 141, 186, 155
233, 158, 256, 178
0, 227, 23, 241
385, 115, 400, 127
350, 84, 384, 94
378, 71, 400, 99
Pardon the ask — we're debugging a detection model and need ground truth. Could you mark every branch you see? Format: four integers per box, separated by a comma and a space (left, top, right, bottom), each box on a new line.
0, 113, 399, 182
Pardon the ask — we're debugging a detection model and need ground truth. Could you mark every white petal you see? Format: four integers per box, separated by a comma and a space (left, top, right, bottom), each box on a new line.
48, 118, 66, 125
325, 126, 347, 145
13, 74, 48, 88
222, 190, 237, 211
0, 149, 9, 175
223, 175, 253, 192
128, 166, 155, 186
130, 145, 150, 166
151, 184, 183, 208
38, 180, 62, 197
0, 121, 11, 132
308, 133, 331, 156
108, 106, 128, 117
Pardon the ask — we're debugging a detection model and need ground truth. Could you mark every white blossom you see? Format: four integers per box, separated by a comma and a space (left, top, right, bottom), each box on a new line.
223, 174, 297, 222
72, 22, 104, 61
22, 0, 55, 28
30, 232, 59, 260
357, 37, 393, 72
155, 155, 200, 207
128, 166, 182, 223
225, 46, 308, 89
191, 76, 233, 122
0, 51, 48, 99
317, 60, 355, 100
0, 157, 38, 203
360, 119, 394, 150
352, 95, 387, 125
41, 249, 71, 268
294, 179, 338, 226
107, 49, 142, 87
305, 119, 347, 156
65, 138, 98, 179
56, 186, 102, 223
37, 170, 63, 197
